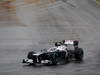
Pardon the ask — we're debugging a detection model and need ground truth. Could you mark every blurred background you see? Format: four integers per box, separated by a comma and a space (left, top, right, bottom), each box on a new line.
0, 0, 100, 75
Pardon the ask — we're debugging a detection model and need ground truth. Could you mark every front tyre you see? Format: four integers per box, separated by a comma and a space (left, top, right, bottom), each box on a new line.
50, 57, 57, 65
27, 51, 35, 59
49, 52, 57, 65
22, 59, 26, 63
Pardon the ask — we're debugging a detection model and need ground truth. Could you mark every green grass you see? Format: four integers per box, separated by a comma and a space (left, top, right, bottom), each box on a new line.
96, 0, 100, 2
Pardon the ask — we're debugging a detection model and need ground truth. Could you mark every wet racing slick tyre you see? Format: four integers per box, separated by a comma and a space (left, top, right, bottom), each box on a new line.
22, 59, 26, 63
74, 48, 84, 61
27, 51, 37, 65
27, 51, 35, 59
50, 57, 57, 65
49, 52, 57, 65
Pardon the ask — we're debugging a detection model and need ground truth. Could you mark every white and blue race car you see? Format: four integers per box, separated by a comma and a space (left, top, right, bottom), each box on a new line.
22, 40, 84, 65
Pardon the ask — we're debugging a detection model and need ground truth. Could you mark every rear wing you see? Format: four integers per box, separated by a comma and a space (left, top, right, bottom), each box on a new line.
64, 40, 79, 46
64, 40, 74, 45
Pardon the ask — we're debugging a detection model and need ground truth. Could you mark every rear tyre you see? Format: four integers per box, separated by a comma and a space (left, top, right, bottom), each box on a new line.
74, 48, 84, 61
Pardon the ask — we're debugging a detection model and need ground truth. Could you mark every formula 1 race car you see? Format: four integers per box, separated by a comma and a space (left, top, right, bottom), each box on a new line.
22, 40, 84, 65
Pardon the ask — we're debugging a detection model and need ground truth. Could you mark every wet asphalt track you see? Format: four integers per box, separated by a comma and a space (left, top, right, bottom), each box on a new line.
0, 0, 100, 75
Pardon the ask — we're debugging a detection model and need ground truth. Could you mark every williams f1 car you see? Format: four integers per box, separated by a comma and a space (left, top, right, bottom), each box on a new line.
22, 40, 84, 65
